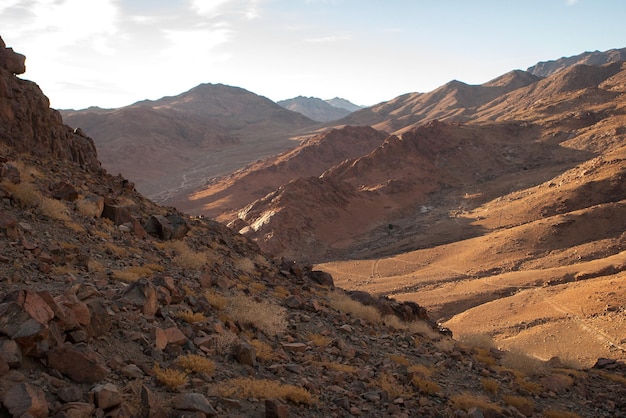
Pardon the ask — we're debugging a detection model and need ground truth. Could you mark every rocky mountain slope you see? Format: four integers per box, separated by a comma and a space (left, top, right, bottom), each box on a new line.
277, 96, 351, 122
5, 36, 625, 418
61, 84, 318, 200
527, 47, 626, 77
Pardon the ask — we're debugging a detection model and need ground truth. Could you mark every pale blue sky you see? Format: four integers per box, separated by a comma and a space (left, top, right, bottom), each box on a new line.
1, 0, 624, 109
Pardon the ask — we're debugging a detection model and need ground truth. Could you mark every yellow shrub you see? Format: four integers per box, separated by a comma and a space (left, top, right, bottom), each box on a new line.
319, 361, 358, 373
481, 378, 500, 394
327, 292, 380, 324
205, 290, 228, 310
502, 350, 545, 376
389, 354, 410, 366
502, 395, 534, 415
40, 197, 71, 221
175, 310, 207, 323
215, 377, 314, 404
373, 372, 409, 399
412, 375, 442, 394
272, 285, 291, 299
307, 333, 332, 347
6, 181, 42, 208
250, 339, 279, 361
449, 392, 503, 414
176, 354, 215, 375
153, 364, 188, 389
408, 364, 433, 378
542, 410, 582, 418
226, 293, 287, 336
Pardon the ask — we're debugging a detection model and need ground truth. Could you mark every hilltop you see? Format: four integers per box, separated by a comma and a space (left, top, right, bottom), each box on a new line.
2, 36, 626, 418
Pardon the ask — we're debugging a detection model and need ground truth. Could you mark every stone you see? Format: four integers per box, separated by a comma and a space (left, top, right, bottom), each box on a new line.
91, 383, 121, 410
165, 326, 188, 346
119, 278, 158, 317
52, 402, 95, 418
47, 344, 108, 383
101, 200, 147, 238
171, 393, 217, 415
153, 327, 168, 350
281, 342, 308, 353
307, 270, 335, 288
265, 399, 289, 418
0, 339, 23, 368
145, 214, 190, 240
0, 38, 26, 74
141, 385, 168, 418
2, 383, 49, 418
56, 385, 84, 403
0, 211, 18, 239
233, 342, 256, 366
51, 181, 79, 201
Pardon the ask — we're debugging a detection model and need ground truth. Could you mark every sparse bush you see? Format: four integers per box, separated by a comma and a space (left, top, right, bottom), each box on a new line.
272, 285, 291, 299
214, 377, 314, 404
389, 354, 410, 366
411, 375, 442, 394
502, 349, 545, 376
319, 361, 358, 373
473, 347, 497, 366
502, 394, 535, 415
111, 265, 157, 282
205, 290, 228, 310
76, 197, 102, 218
481, 377, 500, 394
327, 291, 380, 324
40, 197, 71, 221
373, 372, 410, 399
226, 293, 287, 336
449, 392, 503, 414
214, 330, 239, 355
103, 242, 128, 258
307, 333, 332, 347
166, 240, 208, 270
175, 310, 207, 323
542, 410, 582, 418
153, 364, 188, 389
233, 256, 256, 274
250, 339, 279, 361
6, 181, 42, 208
408, 364, 433, 378
250, 281, 266, 293
175, 354, 215, 375
460, 333, 496, 350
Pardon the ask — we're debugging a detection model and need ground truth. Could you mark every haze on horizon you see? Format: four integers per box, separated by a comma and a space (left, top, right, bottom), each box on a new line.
1, 0, 624, 110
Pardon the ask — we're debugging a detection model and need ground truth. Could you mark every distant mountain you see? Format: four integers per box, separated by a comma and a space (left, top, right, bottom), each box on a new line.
61, 83, 318, 198
527, 47, 626, 77
277, 96, 351, 122
324, 97, 364, 112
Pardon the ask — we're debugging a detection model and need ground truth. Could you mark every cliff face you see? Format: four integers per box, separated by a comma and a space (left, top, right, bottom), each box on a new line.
0, 37, 99, 171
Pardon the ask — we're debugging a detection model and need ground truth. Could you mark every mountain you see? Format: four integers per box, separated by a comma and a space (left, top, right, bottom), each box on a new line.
527, 47, 626, 77
61, 84, 318, 199
277, 95, 351, 122
6, 35, 625, 417
325, 97, 364, 112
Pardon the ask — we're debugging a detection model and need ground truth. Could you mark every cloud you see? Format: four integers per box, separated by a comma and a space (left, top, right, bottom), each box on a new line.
566, 0, 579, 5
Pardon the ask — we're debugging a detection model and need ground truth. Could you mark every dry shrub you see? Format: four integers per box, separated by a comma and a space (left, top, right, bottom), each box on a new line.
175, 354, 215, 375
226, 293, 287, 336
449, 392, 503, 414
51, 265, 78, 276
590, 369, 626, 385
111, 265, 155, 282
76, 198, 102, 218
516, 377, 543, 395
205, 290, 228, 310
168, 241, 208, 270
373, 372, 410, 399
175, 310, 207, 324
90, 229, 111, 239
250, 281, 266, 293
389, 354, 410, 366
214, 330, 239, 355
460, 333, 496, 350
250, 339, 279, 361
153, 364, 188, 389
7, 181, 42, 208
481, 378, 500, 394
64, 221, 85, 233
307, 333, 332, 347
411, 375, 442, 394
215, 377, 314, 404
233, 256, 256, 274
272, 285, 291, 299
327, 292, 380, 324
87, 259, 105, 273
408, 364, 433, 378
542, 410, 582, 418
103, 242, 128, 258
502, 350, 545, 377
40, 197, 71, 221
473, 347, 497, 366
502, 394, 534, 415
319, 361, 358, 373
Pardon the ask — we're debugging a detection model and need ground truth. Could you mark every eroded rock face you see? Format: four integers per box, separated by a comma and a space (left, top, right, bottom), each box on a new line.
0, 36, 100, 171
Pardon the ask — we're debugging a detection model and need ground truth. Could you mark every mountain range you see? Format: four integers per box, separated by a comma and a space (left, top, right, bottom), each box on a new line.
1, 34, 625, 417
276, 96, 363, 122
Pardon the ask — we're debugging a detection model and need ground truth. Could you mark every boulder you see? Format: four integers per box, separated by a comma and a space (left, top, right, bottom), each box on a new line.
145, 214, 190, 240
47, 344, 108, 383
2, 383, 49, 418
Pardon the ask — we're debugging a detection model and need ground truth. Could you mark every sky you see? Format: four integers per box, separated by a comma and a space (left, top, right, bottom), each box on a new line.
0, 0, 625, 110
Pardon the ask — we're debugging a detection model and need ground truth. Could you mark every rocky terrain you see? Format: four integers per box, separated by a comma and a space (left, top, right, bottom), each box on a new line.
3, 36, 626, 418
527, 47, 626, 77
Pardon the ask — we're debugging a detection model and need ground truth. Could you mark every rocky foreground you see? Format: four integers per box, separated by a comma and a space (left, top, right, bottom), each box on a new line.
1, 37, 625, 417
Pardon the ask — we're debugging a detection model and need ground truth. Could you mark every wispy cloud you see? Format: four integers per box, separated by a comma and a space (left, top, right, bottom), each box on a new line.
566, 0, 579, 5
305, 34, 351, 43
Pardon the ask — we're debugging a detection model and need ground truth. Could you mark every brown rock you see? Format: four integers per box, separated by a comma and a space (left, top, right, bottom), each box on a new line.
0, 339, 22, 368
5, 290, 55, 325
265, 399, 289, 418
141, 385, 168, 418
281, 342, 308, 353
52, 402, 95, 418
171, 393, 217, 415
56, 386, 84, 403
51, 181, 79, 201
119, 278, 158, 317
47, 344, 108, 383
233, 342, 256, 366
165, 326, 188, 346
85, 299, 112, 337
307, 270, 334, 288
144, 214, 190, 240
153, 327, 168, 351
2, 383, 49, 418
0, 211, 18, 239
91, 383, 121, 410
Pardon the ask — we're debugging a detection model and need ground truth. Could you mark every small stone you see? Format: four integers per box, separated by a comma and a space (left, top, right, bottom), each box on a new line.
233, 342, 256, 366
120, 364, 144, 379
141, 385, 167, 418
56, 385, 84, 403
54, 402, 95, 418
281, 342, 307, 353
91, 383, 121, 410
165, 326, 188, 346
0, 339, 22, 368
265, 398, 289, 418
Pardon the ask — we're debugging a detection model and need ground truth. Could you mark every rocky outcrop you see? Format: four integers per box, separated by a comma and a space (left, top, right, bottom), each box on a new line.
0, 36, 100, 171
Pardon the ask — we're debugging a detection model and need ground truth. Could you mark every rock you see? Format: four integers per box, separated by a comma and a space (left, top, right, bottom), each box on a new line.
52, 402, 95, 418
85, 299, 112, 338
101, 200, 147, 238
0, 37, 26, 74
165, 326, 188, 346
307, 270, 335, 287
91, 383, 121, 410
153, 327, 168, 351
47, 344, 108, 383
141, 385, 168, 418
265, 399, 289, 418
281, 342, 308, 353
144, 214, 190, 240
56, 385, 84, 403
77, 195, 104, 218
171, 393, 217, 415
2, 382, 49, 418
51, 181, 79, 201
233, 342, 256, 366
119, 278, 158, 316
0, 339, 22, 368
0, 211, 18, 240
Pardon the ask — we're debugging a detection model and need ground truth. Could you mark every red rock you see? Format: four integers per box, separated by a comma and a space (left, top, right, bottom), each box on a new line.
164, 326, 188, 346
0, 339, 22, 368
265, 399, 289, 418
2, 383, 49, 418
153, 327, 168, 350
281, 342, 308, 353
0, 212, 18, 239
119, 278, 158, 317
141, 385, 168, 418
47, 345, 108, 383
91, 383, 121, 410
53, 402, 95, 418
